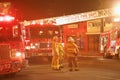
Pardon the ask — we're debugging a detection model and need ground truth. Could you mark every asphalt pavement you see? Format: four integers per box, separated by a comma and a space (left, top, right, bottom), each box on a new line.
1, 56, 120, 80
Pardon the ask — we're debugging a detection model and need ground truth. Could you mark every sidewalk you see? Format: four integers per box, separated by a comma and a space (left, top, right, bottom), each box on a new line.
79, 51, 120, 60
79, 51, 103, 58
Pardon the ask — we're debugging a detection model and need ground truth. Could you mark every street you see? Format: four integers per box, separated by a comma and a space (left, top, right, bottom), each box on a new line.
1, 57, 120, 80
1, 1, 120, 80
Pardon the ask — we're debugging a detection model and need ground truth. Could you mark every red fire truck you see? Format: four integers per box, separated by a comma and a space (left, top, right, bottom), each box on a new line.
100, 27, 120, 58
0, 15, 26, 75
24, 23, 62, 58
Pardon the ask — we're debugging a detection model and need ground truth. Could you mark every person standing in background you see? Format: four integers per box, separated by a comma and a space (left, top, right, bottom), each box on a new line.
58, 37, 64, 68
64, 36, 79, 71
51, 36, 60, 70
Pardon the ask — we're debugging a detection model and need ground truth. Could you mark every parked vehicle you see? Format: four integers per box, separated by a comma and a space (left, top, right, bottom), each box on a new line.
0, 15, 26, 75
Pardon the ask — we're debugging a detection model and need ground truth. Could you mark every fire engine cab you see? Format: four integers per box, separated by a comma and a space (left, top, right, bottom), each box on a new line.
24, 24, 61, 58
0, 15, 26, 75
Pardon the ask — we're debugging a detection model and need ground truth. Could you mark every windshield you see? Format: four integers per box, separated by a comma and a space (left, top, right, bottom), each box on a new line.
29, 25, 60, 39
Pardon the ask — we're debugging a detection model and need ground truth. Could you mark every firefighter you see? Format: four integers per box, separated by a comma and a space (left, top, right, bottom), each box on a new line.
51, 36, 60, 70
58, 37, 64, 68
64, 36, 79, 71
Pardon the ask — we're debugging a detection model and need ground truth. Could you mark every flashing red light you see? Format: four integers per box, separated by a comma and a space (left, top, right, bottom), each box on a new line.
31, 21, 36, 25
0, 15, 15, 22
0, 16, 4, 21
40, 21, 43, 25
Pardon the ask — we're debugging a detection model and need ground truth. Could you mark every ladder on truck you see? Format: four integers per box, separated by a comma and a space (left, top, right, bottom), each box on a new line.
22, 8, 114, 26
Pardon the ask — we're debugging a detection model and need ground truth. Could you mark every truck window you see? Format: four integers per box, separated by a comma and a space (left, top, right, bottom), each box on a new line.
0, 25, 21, 42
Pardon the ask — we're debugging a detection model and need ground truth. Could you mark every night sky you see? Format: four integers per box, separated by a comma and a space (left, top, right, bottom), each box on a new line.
0, 0, 120, 21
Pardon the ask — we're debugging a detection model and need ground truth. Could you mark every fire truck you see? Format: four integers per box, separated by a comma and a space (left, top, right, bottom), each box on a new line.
100, 21, 120, 58
23, 23, 62, 58
0, 15, 26, 75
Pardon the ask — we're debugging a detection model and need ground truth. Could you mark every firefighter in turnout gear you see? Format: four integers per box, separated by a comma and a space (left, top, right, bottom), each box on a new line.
58, 37, 64, 68
64, 37, 79, 71
51, 36, 61, 70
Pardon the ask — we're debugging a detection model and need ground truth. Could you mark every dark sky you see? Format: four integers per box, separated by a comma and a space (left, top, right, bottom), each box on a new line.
1, 0, 120, 20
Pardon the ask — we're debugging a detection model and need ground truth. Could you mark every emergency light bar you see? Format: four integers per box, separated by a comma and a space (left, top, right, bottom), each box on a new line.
0, 15, 15, 22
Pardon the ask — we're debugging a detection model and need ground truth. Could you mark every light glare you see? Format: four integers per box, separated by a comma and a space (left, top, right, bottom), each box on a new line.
114, 5, 120, 15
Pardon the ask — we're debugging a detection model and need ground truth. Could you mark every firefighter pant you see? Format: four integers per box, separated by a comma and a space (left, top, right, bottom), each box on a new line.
67, 56, 78, 69
59, 56, 64, 67
51, 55, 60, 70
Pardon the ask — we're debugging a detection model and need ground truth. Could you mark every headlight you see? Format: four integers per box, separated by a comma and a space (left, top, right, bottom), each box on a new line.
16, 52, 22, 57
25, 46, 30, 50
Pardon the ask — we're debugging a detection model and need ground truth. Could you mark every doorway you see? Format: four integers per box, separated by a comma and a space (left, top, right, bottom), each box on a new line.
88, 34, 100, 53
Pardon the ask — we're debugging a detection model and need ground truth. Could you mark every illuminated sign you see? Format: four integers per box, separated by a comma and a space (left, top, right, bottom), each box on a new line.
87, 19, 101, 33
56, 9, 112, 25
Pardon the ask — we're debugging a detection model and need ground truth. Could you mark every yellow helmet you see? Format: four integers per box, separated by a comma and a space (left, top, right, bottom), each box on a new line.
52, 36, 58, 42
68, 37, 74, 42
